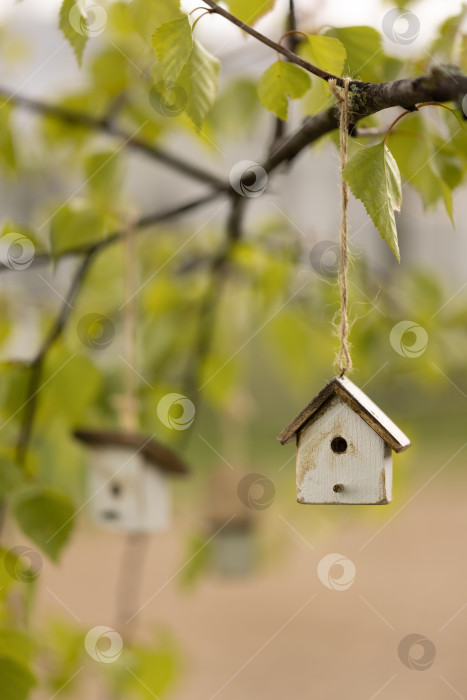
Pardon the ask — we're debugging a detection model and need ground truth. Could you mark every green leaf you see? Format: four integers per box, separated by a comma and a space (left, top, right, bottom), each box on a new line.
59, 0, 88, 66
225, 0, 274, 24
300, 35, 347, 76
152, 16, 193, 84
327, 26, 387, 82
0, 657, 36, 700
176, 41, 220, 130
84, 151, 122, 205
180, 533, 212, 588
131, 0, 182, 40
388, 127, 442, 210
0, 100, 16, 173
14, 488, 75, 562
49, 200, 106, 256
343, 142, 402, 261
0, 454, 23, 498
40, 349, 101, 424
257, 61, 311, 120
0, 631, 35, 666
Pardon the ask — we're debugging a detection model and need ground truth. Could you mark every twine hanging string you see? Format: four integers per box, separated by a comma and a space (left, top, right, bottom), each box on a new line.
120, 223, 139, 431
329, 76, 352, 376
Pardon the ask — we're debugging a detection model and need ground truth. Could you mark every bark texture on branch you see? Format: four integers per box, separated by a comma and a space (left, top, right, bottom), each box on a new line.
264, 68, 467, 172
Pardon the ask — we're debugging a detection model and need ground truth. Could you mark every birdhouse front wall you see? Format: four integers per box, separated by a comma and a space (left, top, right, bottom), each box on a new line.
296, 397, 392, 504
87, 446, 170, 533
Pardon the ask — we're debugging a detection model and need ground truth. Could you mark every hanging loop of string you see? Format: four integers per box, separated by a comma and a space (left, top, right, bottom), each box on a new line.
329, 76, 353, 376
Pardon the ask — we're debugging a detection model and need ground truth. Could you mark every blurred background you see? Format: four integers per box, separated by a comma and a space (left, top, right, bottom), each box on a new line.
0, 0, 466, 699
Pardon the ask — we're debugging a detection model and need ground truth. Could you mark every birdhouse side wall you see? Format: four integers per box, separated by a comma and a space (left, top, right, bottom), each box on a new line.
296, 397, 391, 504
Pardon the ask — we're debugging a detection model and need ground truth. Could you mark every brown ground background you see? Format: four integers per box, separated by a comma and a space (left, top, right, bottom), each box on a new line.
21, 448, 467, 700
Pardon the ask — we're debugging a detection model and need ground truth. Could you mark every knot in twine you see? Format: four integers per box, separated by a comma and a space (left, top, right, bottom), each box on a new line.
329, 76, 352, 376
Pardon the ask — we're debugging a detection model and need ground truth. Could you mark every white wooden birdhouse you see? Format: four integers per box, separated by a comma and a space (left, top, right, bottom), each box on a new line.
74, 429, 189, 532
278, 376, 410, 505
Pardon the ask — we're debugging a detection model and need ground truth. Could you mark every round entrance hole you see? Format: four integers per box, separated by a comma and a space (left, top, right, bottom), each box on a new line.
331, 436, 347, 454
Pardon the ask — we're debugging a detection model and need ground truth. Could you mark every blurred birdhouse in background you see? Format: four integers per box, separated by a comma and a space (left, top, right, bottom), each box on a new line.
74, 429, 189, 533
208, 469, 255, 577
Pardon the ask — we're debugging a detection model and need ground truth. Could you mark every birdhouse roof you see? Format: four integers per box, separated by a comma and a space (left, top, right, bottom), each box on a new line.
277, 376, 410, 453
74, 429, 189, 475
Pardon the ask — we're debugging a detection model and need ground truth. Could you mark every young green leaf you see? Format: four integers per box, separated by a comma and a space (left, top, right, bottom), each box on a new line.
0, 657, 36, 700
0, 100, 16, 173
0, 455, 23, 498
14, 488, 75, 562
152, 16, 193, 85
257, 61, 311, 121
326, 26, 386, 82
59, 0, 88, 66
300, 35, 347, 76
225, 0, 274, 24
343, 142, 402, 261
176, 42, 220, 130
49, 201, 106, 257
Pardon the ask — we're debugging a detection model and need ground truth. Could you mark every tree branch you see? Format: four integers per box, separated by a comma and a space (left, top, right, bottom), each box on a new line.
14, 191, 226, 463
264, 67, 467, 171
0, 88, 227, 189
202, 0, 345, 85
182, 195, 245, 405
16, 252, 95, 464
0, 191, 225, 272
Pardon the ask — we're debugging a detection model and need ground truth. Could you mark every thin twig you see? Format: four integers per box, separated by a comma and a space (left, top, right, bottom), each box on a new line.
202, 0, 346, 85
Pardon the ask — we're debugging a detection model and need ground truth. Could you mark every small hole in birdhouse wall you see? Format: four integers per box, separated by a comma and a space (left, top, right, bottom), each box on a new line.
110, 482, 122, 497
331, 436, 347, 454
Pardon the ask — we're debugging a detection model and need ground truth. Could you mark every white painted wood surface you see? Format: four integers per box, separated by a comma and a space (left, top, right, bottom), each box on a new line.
88, 446, 170, 532
296, 396, 392, 505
